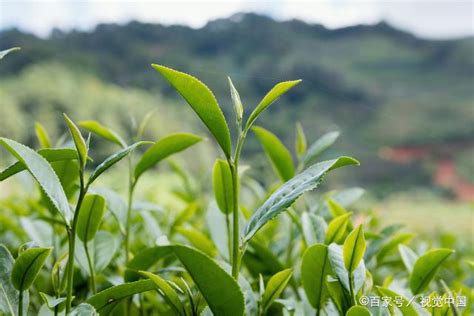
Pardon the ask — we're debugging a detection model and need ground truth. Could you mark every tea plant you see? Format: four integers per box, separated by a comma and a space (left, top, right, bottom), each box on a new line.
0, 48, 471, 316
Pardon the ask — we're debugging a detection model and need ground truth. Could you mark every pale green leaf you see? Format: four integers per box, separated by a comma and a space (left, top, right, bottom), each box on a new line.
252, 126, 294, 181
376, 233, 414, 263
88, 141, 148, 185
228, 77, 243, 123
243, 157, 359, 242
0, 138, 72, 224
325, 213, 352, 244
295, 122, 307, 157
0, 47, 20, 60
0, 245, 29, 315
376, 287, 418, 316
347, 305, 372, 316
0, 148, 78, 181
79, 120, 126, 147
328, 244, 365, 294
134, 133, 202, 181
152, 64, 231, 157
398, 245, 419, 273
63, 114, 88, 169
302, 131, 340, 166
175, 227, 217, 257
245, 80, 302, 131
409, 248, 454, 294
70, 303, 97, 316
343, 225, 366, 272
34, 122, 52, 149
261, 269, 293, 313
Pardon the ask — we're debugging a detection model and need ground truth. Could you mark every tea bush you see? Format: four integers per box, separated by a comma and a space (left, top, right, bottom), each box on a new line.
0, 48, 472, 315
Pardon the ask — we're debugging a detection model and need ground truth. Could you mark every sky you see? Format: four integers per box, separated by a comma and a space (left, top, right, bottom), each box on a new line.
0, 0, 473, 39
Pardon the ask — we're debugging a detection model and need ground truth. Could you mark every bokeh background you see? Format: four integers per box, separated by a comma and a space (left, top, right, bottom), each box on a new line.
1, 0, 473, 237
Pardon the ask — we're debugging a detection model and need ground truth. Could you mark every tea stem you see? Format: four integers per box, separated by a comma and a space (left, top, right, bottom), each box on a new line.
65, 173, 87, 314
84, 242, 96, 294
18, 291, 23, 316
124, 158, 135, 264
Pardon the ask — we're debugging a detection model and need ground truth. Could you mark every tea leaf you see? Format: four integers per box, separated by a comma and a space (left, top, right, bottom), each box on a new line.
325, 213, 352, 244
172, 245, 245, 316
39, 292, 66, 310
301, 244, 332, 310
376, 287, 418, 316
301, 212, 327, 245
245, 80, 302, 131
125, 247, 174, 282
252, 126, 294, 181
261, 269, 293, 313
139, 271, 186, 316
76, 231, 118, 274
79, 120, 126, 147
0, 47, 20, 60
295, 122, 307, 157
398, 245, 419, 273
134, 133, 202, 181
243, 157, 359, 242
70, 303, 97, 316
175, 227, 218, 257
76, 194, 106, 242
86, 280, 158, 314
11, 247, 52, 291
301, 131, 340, 166
228, 77, 243, 123
152, 64, 231, 157
409, 248, 454, 294
347, 305, 372, 316
88, 141, 148, 185
34, 122, 52, 149
376, 233, 414, 263
328, 244, 365, 294
343, 225, 366, 272
213, 159, 234, 214
0, 245, 29, 315
0, 148, 78, 181
0, 138, 72, 224
63, 114, 88, 169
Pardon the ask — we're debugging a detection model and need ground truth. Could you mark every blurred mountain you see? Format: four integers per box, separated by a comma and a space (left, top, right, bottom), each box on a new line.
1, 13, 473, 192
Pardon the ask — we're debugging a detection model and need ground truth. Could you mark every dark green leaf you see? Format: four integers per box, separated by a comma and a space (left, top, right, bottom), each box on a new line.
245, 80, 302, 131
152, 64, 231, 157
76, 194, 106, 242
252, 126, 294, 181
79, 120, 126, 147
63, 114, 88, 169
0, 138, 72, 224
409, 248, 454, 295
11, 247, 52, 291
301, 244, 332, 310
343, 225, 366, 272
243, 157, 359, 242
86, 280, 158, 314
261, 269, 293, 313
125, 247, 174, 282
88, 141, 148, 185
212, 159, 234, 214
134, 133, 202, 181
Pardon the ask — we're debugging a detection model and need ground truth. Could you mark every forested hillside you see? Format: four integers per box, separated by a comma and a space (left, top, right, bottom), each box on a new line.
1, 13, 473, 193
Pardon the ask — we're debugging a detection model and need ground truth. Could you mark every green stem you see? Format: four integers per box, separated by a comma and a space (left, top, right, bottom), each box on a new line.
65, 174, 87, 314
18, 290, 23, 316
124, 158, 135, 264
225, 213, 232, 261
84, 241, 96, 294
349, 273, 357, 306
230, 130, 246, 279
